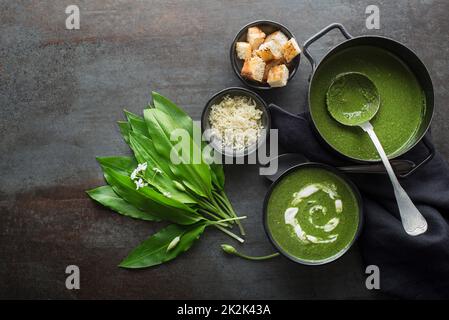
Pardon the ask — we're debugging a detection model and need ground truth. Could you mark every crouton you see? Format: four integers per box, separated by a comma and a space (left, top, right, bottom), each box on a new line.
283, 38, 301, 63
265, 31, 288, 47
241, 56, 266, 82
236, 42, 252, 60
267, 64, 289, 87
247, 27, 266, 50
255, 40, 283, 61
263, 58, 286, 82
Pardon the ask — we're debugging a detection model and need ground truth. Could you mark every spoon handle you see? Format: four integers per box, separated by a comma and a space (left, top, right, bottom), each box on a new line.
360, 122, 428, 236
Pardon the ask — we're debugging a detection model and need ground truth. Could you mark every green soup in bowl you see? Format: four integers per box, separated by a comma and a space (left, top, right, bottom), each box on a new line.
264, 164, 362, 265
310, 45, 426, 161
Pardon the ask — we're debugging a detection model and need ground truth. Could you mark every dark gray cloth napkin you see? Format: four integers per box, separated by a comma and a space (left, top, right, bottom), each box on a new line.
269, 104, 449, 299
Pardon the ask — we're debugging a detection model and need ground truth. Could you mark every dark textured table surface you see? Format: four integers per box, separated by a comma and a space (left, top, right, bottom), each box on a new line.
1, 0, 448, 299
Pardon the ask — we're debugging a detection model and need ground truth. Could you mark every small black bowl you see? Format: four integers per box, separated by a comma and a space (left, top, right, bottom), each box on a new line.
230, 20, 301, 90
201, 87, 270, 158
263, 163, 364, 265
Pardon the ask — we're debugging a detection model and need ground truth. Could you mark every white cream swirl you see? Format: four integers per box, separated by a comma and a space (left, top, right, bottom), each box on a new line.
284, 183, 343, 244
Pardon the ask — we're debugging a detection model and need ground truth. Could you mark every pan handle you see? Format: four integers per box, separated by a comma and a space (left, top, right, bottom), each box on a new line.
399, 135, 435, 178
339, 160, 415, 175
303, 23, 353, 72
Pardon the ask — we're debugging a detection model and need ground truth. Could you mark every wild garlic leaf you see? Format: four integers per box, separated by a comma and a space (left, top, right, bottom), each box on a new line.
211, 164, 225, 189
152, 91, 193, 134
86, 185, 160, 221
128, 133, 160, 166
128, 131, 174, 179
101, 165, 202, 225
122, 93, 225, 193
128, 132, 197, 204
126, 124, 180, 185
119, 222, 207, 268
124, 110, 148, 137
152, 92, 225, 191
96, 156, 137, 175
117, 121, 131, 145
143, 108, 212, 197
126, 130, 197, 203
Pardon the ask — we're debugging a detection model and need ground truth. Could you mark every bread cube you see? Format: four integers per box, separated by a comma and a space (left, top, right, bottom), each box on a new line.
283, 38, 301, 63
241, 56, 266, 82
255, 40, 283, 61
247, 27, 266, 50
236, 42, 252, 60
263, 58, 285, 82
265, 31, 289, 47
267, 64, 289, 87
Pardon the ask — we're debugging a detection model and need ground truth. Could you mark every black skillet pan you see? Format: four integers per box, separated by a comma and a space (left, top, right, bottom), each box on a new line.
302, 23, 434, 178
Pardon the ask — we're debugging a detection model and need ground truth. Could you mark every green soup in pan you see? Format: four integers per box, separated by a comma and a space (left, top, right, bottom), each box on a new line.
310, 45, 425, 161
266, 166, 360, 263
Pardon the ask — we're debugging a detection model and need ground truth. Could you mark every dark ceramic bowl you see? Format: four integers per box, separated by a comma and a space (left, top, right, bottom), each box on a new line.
263, 162, 364, 265
201, 87, 270, 158
230, 20, 301, 90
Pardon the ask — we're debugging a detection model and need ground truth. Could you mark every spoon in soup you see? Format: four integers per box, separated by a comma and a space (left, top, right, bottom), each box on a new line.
326, 72, 427, 236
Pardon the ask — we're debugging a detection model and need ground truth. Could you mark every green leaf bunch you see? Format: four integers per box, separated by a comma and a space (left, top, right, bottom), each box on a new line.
87, 92, 245, 268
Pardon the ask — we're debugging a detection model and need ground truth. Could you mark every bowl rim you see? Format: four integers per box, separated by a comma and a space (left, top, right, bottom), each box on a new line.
230, 19, 301, 90
201, 86, 270, 158
262, 162, 364, 266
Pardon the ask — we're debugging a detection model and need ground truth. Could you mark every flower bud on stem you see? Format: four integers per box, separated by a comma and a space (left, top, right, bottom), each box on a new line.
220, 244, 280, 261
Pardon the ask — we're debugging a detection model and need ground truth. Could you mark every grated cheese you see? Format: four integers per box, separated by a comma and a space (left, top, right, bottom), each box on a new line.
208, 95, 264, 150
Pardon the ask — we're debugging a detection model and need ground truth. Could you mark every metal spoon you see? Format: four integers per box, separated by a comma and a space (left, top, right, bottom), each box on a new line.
264, 153, 415, 183
326, 72, 427, 236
